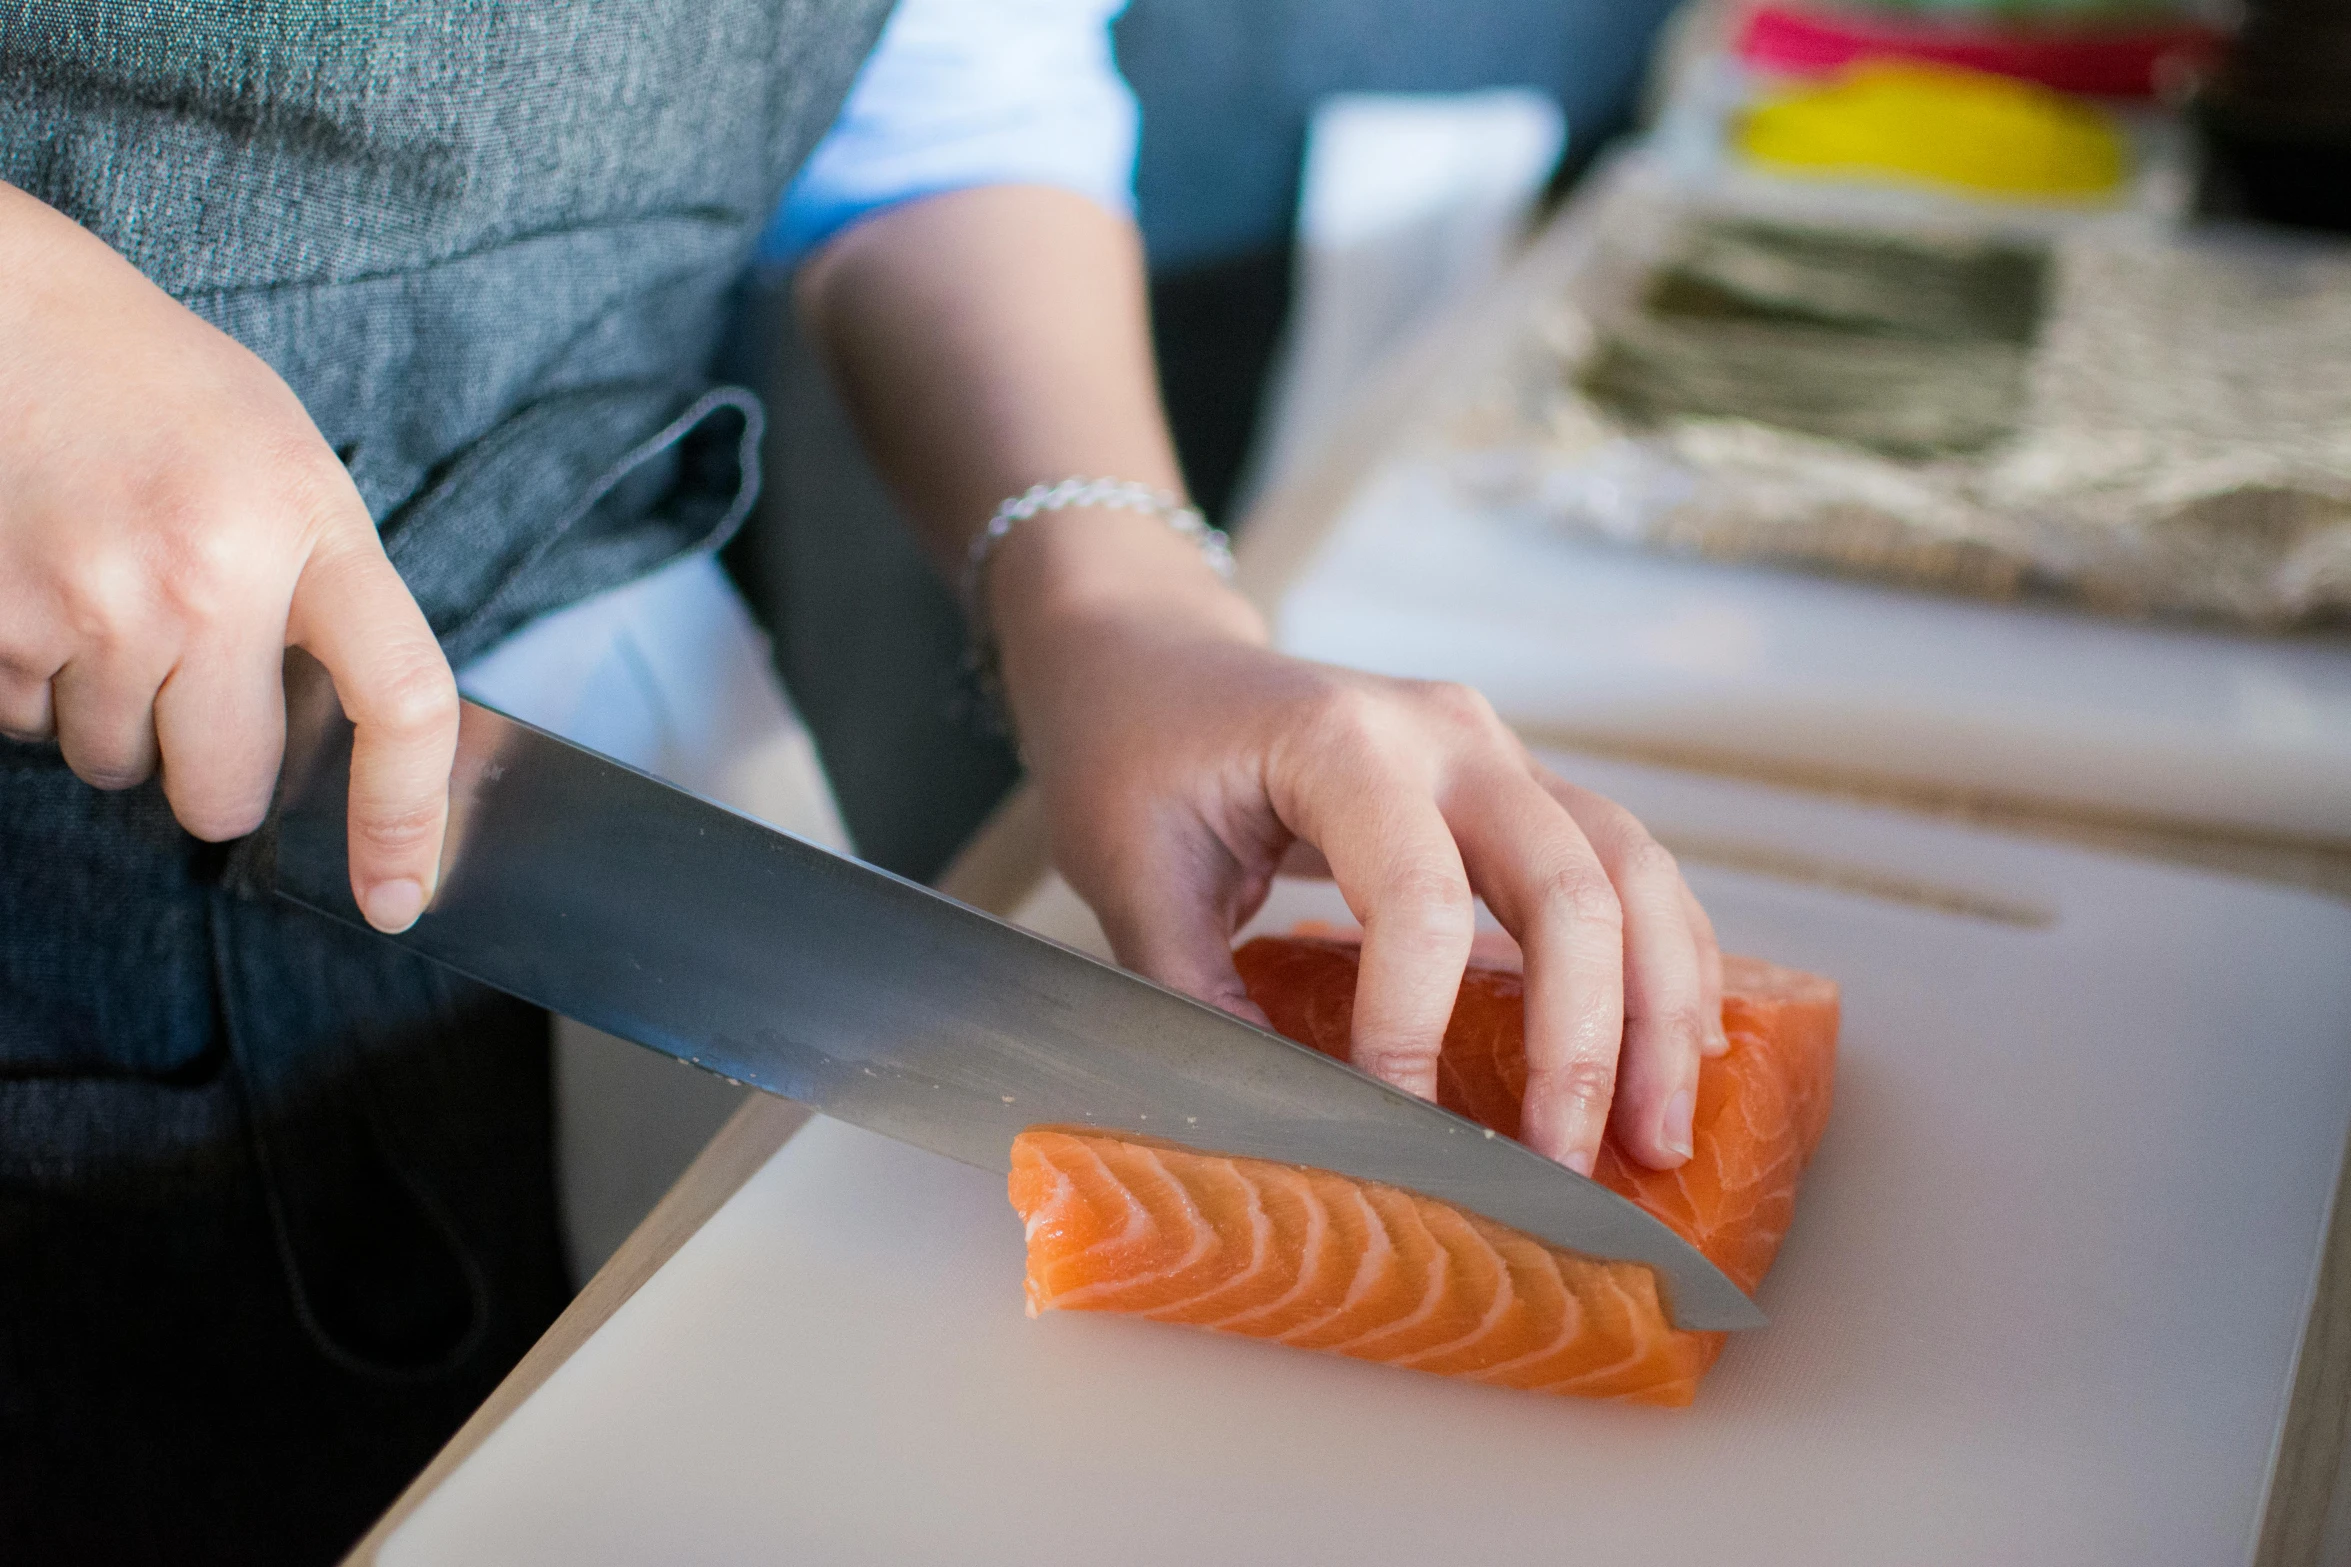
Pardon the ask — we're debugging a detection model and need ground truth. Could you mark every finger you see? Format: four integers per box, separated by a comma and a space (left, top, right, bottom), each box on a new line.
287, 526, 457, 934
1567, 792, 1706, 1169
1530, 769, 1714, 1164
0, 661, 56, 741
1085, 826, 1277, 1031
1682, 881, 1728, 1058
50, 650, 165, 789
154, 634, 287, 841
1444, 767, 1625, 1174
1300, 776, 1476, 1104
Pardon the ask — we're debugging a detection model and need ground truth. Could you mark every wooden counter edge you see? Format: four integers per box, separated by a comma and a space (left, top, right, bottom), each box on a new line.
339, 798, 1053, 1566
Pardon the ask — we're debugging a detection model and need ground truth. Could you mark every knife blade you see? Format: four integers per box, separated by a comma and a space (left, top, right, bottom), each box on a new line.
266, 658, 1762, 1331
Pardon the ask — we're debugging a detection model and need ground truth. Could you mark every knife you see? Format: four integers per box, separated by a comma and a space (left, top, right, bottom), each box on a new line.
265, 656, 1762, 1331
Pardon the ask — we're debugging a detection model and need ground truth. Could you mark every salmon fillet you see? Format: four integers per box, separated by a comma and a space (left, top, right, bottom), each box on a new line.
1008, 934, 1838, 1406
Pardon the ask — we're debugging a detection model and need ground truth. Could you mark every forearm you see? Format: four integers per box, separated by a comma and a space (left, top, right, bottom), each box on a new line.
792, 182, 1711, 1175
791, 183, 1264, 684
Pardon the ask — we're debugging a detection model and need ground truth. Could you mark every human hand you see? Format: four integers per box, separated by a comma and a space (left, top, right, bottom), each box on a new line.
0, 182, 455, 932
794, 182, 1720, 1171
991, 511, 1725, 1175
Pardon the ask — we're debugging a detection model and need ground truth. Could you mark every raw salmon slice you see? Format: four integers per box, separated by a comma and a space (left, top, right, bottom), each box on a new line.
1008, 935, 1838, 1406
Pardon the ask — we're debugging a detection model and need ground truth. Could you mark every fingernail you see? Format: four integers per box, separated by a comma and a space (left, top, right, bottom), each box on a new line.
1563, 1147, 1596, 1178
1662, 1088, 1695, 1161
362, 878, 426, 933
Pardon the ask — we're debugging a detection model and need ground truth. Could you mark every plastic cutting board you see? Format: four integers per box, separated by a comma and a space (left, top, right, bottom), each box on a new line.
1277, 462, 2351, 841
381, 755, 2351, 1566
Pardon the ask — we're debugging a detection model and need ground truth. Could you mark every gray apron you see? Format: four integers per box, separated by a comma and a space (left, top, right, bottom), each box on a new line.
0, 2, 893, 1559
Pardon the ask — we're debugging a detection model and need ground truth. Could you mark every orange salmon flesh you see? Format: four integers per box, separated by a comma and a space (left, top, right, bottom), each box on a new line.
1007, 935, 1839, 1407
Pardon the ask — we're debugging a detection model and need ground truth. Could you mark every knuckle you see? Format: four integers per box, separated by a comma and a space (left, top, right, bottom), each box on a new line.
1643, 1002, 1712, 1052
1376, 861, 1475, 932
63, 486, 251, 643
151, 518, 268, 623
129, 457, 236, 544
56, 548, 153, 641
1416, 678, 1500, 733
368, 655, 458, 739
1537, 864, 1623, 932
1302, 683, 1390, 750
354, 796, 443, 857
1531, 1056, 1618, 1112
1617, 835, 1681, 887
1356, 1045, 1441, 1084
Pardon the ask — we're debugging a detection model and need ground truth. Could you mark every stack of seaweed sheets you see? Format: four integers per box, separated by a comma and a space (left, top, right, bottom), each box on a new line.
1442, 79, 2351, 629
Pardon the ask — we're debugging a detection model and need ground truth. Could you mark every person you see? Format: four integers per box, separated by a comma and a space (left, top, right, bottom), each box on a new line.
0, 1, 1724, 1558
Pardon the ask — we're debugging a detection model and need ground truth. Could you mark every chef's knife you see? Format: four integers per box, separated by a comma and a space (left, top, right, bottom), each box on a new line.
266, 657, 1762, 1331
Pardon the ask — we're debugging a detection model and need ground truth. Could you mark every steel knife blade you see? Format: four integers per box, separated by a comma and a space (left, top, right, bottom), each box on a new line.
266, 659, 1762, 1331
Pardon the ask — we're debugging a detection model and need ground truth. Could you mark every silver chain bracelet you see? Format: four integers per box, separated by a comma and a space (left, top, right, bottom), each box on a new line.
960, 477, 1232, 618
959, 478, 1234, 716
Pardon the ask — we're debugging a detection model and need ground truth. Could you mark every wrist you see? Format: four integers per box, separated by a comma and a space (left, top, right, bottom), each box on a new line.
987, 504, 1269, 715
991, 504, 1264, 638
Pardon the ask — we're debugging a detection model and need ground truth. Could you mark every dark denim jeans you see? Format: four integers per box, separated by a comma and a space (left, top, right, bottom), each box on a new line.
0, 740, 570, 1564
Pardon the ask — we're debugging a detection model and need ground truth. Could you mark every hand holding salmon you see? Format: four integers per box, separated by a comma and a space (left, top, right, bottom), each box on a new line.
1005, 632, 1732, 1182
1010, 935, 1839, 1405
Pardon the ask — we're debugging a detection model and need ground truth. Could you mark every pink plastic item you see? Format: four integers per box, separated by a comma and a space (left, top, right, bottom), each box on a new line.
1736, 5, 2225, 98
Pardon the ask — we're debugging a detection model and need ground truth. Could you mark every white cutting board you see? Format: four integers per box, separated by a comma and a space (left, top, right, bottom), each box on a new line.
1277, 461, 2351, 840
383, 755, 2351, 1566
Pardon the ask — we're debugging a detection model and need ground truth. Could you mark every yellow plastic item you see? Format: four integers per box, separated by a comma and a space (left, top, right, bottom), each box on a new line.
1736, 62, 2127, 199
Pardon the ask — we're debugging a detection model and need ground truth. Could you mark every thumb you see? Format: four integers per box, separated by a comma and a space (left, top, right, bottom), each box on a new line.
1075, 832, 1275, 1031
286, 522, 458, 934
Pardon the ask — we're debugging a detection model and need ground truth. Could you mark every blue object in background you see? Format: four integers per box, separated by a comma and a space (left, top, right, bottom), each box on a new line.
1114, 0, 1684, 526
1116, 0, 1684, 271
